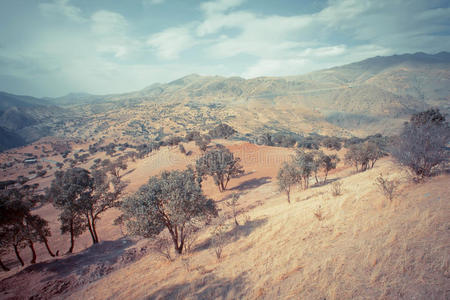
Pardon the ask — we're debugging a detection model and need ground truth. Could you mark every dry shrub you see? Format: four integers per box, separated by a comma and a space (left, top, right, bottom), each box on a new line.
152, 232, 173, 261
183, 224, 201, 254
313, 205, 324, 221
211, 216, 228, 261
375, 173, 400, 202
330, 181, 342, 197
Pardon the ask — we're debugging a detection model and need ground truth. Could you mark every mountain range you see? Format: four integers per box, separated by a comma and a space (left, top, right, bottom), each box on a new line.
1, 52, 449, 151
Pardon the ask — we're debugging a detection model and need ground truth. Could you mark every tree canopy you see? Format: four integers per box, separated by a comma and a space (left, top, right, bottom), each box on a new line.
119, 168, 217, 254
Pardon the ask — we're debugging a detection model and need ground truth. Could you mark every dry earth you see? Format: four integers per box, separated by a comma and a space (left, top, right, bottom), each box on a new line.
0, 140, 449, 299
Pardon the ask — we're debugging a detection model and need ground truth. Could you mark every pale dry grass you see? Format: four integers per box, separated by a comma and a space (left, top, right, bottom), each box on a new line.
68, 157, 450, 300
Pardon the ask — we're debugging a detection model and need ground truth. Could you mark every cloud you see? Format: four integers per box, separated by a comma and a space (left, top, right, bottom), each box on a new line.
2, 0, 450, 97
147, 27, 196, 60
200, 0, 245, 15
39, 0, 85, 22
91, 10, 128, 35
90, 10, 135, 58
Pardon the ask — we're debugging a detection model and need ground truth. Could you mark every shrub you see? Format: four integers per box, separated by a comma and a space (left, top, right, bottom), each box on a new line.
226, 193, 241, 226
179, 144, 186, 154
208, 124, 237, 139
330, 181, 342, 197
374, 173, 400, 202
166, 136, 183, 146
313, 205, 324, 221
322, 136, 342, 151
391, 109, 449, 179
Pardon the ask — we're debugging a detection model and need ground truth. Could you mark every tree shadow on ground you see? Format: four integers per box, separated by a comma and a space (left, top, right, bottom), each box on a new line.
0, 238, 146, 299
4, 238, 137, 282
194, 217, 268, 253
121, 168, 136, 178
310, 177, 341, 188
146, 272, 248, 300
230, 177, 271, 191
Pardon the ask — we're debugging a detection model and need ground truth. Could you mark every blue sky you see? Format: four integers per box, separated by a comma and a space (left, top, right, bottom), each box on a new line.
0, 0, 449, 97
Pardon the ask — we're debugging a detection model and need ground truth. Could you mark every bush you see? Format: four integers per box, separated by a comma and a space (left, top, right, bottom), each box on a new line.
391, 109, 449, 179
166, 136, 183, 146
374, 173, 400, 202
179, 144, 186, 154
322, 137, 342, 151
208, 124, 237, 139
345, 142, 385, 172
330, 181, 342, 197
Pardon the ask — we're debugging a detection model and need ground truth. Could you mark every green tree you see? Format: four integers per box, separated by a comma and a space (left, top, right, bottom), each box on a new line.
293, 150, 315, 189
49, 168, 92, 253
196, 147, 244, 192
49, 168, 126, 249
277, 162, 301, 203
119, 168, 217, 254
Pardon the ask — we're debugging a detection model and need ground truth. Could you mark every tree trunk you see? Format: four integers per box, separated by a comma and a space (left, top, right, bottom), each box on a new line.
324, 170, 328, 183
86, 216, 97, 245
92, 218, 99, 244
0, 258, 9, 271
13, 244, 24, 266
287, 187, 291, 204
67, 221, 75, 254
28, 240, 37, 264
42, 236, 55, 257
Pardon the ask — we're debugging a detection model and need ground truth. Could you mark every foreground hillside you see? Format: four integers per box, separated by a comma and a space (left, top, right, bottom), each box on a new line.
1, 140, 448, 299
71, 157, 450, 299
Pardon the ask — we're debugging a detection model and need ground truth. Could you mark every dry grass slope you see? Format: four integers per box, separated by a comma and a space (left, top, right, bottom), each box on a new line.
67, 156, 450, 300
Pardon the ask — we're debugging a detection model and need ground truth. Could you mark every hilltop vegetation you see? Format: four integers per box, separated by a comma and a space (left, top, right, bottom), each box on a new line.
1, 52, 449, 152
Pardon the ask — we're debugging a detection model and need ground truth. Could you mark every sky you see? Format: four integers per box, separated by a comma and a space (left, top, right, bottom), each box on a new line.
0, 0, 449, 97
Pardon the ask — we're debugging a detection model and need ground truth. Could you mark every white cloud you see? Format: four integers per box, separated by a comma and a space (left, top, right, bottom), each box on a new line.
39, 0, 85, 22
91, 10, 128, 36
90, 10, 135, 58
147, 27, 196, 60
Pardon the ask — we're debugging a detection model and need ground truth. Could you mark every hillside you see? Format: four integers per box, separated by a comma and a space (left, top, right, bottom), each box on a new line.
0, 140, 448, 299
1, 52, 448, 152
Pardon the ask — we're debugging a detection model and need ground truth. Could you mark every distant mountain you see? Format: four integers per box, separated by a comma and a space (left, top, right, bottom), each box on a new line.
0, 127, 26, 152
0, 91, 51, 113
0, 92, 72, 151
45, 92, 109, 106
1, 52, 448, 151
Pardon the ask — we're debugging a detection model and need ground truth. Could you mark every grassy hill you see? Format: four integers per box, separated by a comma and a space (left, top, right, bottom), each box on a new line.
0, 140, 448, 299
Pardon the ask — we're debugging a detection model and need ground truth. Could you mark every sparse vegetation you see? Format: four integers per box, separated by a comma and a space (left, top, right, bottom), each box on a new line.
330, 181, 342, 196
375, 173, 400, 202
225, 193, 241, 227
